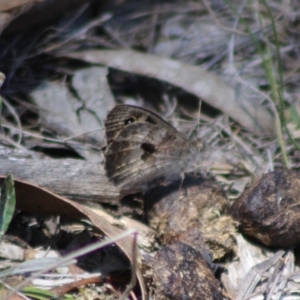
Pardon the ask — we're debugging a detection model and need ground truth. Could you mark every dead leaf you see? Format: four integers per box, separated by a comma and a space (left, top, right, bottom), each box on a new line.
0, 177, 147, 300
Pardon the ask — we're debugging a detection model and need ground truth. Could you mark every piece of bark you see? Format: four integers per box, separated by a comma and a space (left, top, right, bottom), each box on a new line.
0, 158, 122, 204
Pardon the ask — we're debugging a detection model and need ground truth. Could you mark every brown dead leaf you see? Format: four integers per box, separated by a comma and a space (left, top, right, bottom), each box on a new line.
0, 176, 147, 300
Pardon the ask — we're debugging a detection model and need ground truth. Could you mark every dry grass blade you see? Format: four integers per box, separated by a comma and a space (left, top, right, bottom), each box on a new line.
236, 251, 285, 300
0, 72, 5, 86
4, 229, 139, 300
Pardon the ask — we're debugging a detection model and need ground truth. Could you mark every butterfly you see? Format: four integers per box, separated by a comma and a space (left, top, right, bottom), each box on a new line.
104, 105, 203, 192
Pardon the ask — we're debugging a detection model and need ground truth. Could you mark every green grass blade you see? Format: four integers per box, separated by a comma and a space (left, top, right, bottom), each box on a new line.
22, 286, 76, 300
0, 175, 16, 242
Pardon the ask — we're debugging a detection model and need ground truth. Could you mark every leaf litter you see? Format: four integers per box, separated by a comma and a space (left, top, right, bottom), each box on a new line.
0, 0, 300, 299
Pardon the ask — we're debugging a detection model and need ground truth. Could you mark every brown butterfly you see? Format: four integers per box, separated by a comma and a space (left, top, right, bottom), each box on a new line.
104, 105, 203, 192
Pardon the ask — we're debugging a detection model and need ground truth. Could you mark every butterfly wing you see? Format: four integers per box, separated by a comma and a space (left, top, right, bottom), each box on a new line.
105, 105, 185, 145
105, 121, 195, 191
104, 105, 202, 192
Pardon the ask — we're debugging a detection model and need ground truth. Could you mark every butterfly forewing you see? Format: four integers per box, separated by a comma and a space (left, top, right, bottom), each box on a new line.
105, 105, 185, 144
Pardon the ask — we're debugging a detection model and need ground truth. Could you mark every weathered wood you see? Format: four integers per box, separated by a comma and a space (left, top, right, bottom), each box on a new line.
0, 158, 122, 204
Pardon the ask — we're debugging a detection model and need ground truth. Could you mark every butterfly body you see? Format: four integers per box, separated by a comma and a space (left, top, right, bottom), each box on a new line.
104, 105, 203, 192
